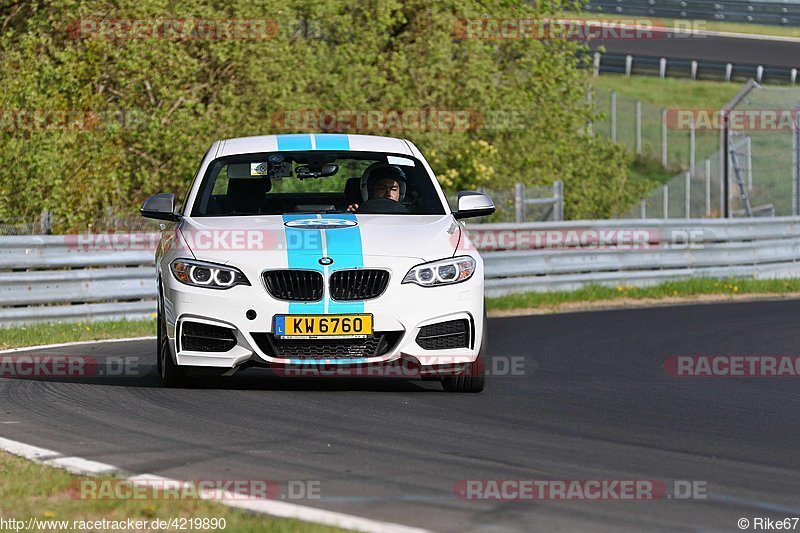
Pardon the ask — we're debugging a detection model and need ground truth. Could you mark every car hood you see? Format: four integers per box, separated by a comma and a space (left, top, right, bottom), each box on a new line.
177, 214, 462, 266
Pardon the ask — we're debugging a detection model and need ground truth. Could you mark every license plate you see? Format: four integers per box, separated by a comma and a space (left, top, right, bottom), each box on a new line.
274, 314, 373, 339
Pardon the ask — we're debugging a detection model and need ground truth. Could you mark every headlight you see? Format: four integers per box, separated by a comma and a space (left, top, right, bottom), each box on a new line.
402, 256, 476, 287
170, 259, 250, 289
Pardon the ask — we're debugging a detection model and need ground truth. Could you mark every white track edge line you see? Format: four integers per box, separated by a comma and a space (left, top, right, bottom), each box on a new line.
0, 337, 433, 531
0, 436, 431, 533
0, 336, 157, 354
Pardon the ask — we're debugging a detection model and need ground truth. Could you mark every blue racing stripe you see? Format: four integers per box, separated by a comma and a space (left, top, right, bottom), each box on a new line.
324, 213, 365, 314
283, 214, 325, 314
314, 134, 350, 151
277, 134, 313, 151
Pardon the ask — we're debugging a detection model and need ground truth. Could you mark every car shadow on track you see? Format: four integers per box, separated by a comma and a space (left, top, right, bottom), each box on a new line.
0, 361, 443, 392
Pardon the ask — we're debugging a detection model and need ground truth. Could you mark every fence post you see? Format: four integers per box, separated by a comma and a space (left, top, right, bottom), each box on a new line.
625, 55, 633, 77
685, 171, 691, 218
661, 108, 668, 167
794, 113, 800, 215
514, 182, 525, 223
593, 52, 601, 77
663, 185, 669, 219
553, 180, 564, 221
39, 210, 52, 235
635, 100, 642, 153
689, 116, 696, 173
705, 158, 711, 217
611, 91, 617, 143
720, 110, 728, 218
746, 136, 752, 191
639, 198, 646, 219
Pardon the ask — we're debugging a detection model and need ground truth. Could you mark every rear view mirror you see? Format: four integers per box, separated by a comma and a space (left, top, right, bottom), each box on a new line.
454, 191, 495, 219
296, 164, 339, 179
140, 193, 181, 222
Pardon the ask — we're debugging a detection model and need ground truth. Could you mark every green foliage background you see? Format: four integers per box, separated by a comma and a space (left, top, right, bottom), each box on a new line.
0, 0, 647, 230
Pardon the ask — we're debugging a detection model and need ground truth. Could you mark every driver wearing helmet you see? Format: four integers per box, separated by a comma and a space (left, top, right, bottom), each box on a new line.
347, 164, 407, 213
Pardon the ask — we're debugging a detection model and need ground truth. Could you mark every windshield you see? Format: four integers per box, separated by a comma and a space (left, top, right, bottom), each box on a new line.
191, 151, 446, 216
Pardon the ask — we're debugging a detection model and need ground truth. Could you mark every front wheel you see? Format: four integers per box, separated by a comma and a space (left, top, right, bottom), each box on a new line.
157, 292, 186, 388
441, 317, 486, 393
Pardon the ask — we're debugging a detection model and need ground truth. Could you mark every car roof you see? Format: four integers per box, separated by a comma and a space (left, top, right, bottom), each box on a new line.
216, 133, 413, 157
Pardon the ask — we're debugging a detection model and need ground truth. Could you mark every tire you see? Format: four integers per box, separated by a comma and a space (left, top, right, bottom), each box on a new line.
157, 289, 186, 388
441, 316, 487, 393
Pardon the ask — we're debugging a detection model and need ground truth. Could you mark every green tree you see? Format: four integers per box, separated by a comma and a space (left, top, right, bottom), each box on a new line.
0, 0, 634, 230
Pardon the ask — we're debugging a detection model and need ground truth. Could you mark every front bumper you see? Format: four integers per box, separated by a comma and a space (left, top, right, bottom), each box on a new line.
162, 270, 485, 370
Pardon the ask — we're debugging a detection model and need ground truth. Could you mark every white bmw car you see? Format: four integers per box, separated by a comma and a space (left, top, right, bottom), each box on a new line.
141, 133, 495, 392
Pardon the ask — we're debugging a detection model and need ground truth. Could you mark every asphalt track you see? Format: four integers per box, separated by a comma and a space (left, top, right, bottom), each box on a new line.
2, 300, 800, 532
587, 28, 800, 69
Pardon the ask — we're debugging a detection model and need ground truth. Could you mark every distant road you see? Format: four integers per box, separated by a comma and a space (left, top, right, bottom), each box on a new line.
582, 23, 800, 69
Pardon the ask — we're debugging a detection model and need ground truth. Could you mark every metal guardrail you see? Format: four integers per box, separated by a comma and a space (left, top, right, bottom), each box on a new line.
583, 0, 800, 26
2, 217, 800, 325
594, 52, 799, 84
470, 217, 800, 296
0, 235, 157, 327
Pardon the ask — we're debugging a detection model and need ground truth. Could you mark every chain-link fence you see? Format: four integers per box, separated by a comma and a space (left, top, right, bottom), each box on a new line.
600, 81, 800, 219
724, 84, 800, 216
592, 87, 720, 172
0, 210, 162, 236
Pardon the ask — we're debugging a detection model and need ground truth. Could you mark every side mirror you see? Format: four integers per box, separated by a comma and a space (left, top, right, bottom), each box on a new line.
454, 191, 495, 220
140, 193, 181, 222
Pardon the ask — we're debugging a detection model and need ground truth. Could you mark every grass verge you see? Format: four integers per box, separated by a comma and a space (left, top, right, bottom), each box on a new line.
486, 277, 800, 314
0, 319, 157, 350
0, 450, 343, 533
591, 74, 740, 109
2, 279, 799, 350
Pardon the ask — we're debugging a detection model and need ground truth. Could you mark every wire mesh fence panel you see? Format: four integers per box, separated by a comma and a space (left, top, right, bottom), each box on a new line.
725, 85, 800, 217
0, 212, 162, 235
618, 150, 726, 220
604, 82, 800, 220
593, 87, 707, 171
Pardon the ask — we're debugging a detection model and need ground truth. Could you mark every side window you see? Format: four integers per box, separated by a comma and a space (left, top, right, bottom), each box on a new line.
211, 168, 229, 195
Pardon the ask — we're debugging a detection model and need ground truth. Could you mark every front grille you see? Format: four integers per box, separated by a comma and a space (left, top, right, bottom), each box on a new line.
252, 331, 402, 360
329, 269, 390, 301
416, 319, 470, 350
181, 321, 237, 352
263, 270, 324, 301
